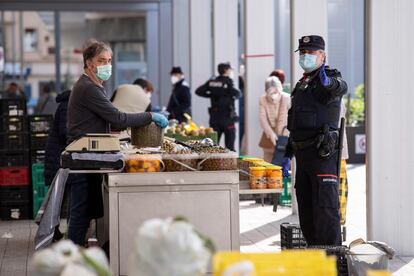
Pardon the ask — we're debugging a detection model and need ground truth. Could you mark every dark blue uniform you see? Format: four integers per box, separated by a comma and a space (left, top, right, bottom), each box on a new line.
167, 79, 191, 123
195, 76, 241, 151
286, 66, 347, 246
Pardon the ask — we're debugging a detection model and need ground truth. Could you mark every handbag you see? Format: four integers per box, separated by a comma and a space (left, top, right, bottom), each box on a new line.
271, 126, 289, 166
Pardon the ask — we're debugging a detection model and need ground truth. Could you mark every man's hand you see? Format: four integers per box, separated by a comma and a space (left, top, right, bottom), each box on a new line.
281, 157, 291, 177
319, 64, 331, 87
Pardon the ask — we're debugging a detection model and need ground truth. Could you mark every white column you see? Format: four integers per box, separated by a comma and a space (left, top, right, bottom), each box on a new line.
159, 2, 173, 107
172, 0, 190, 77
366, 0, 414, 255
244, 0, 275, 157
213, 0, 239, 150
290, 0, 328, 85
189, 0, 213, 127
290, 0, 328, 215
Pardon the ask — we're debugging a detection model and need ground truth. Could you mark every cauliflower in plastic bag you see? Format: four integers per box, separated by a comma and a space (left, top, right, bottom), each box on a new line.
129, 217, 213, 276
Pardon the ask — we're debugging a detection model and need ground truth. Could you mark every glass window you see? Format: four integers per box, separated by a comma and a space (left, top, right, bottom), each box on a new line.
24, 28, 38, 52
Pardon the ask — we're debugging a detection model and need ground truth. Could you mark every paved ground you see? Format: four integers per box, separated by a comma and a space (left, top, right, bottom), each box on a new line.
1, 164, 413, 275
239, 164, 414, 275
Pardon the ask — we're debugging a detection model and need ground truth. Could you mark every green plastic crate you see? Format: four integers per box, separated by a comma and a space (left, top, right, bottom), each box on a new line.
33, 196, 44, 218
31, 163, 48, 218
279, 176, 292, 206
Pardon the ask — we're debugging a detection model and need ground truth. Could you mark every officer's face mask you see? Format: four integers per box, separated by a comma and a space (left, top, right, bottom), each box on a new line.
299, 53, 318, 73
229, 71, 235, 79
95, 64, 112, 81
171, 75, 180, 85
145, 92, 152, 99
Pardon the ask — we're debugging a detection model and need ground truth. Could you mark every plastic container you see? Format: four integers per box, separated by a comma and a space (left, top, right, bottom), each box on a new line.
0, 200, 30, 220
30, 133, 49, 150
308, 245, 349, 276
0, 98, 26, 116
28, 115, 53, 133
280, 222, 307, 249
162, 153, 199, 172
266, 166, 283, 189
32, 163, 48, 198
213, 251, 337, 276
131, 122, 164, 148
0, 166, 29, 186
30, 149, 46, 164
249, 167, 266, 189
0, 149, 29, 166
279, 176, 292, 206
0, 185, 30, 202
238, 157, 262, 181
347, 244, 389, 276
0, 116, 27, 133
198, 152, 238, 171
124, 154, 163, 173
0, 132, 28, 149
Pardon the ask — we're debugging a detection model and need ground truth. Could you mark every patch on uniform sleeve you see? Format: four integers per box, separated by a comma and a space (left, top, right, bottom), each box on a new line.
209, 81, 224, 88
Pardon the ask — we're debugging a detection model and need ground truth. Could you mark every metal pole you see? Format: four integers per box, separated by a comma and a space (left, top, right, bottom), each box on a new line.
1, 11, 5, 90
11, 12, 16, 82
54, 11, 61, 92
19, 12, 24, 89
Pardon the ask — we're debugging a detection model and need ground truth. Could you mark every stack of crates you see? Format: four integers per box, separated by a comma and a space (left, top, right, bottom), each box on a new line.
28, 115, 53, 217
0, 98, 31, 220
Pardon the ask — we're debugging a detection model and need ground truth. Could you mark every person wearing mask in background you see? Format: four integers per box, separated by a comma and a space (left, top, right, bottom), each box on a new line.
258, 76, 290, 163
167, 67, 191, 123
284, 35, 347, 246
195, 62, 241, 151
67, 40, 168, 246
2, 82, 26, 99
35, 83, 58, 115
111, 78, 154, 113
270, 69, 286, 87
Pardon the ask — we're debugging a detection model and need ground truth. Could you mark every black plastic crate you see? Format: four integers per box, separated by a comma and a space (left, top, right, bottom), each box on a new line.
0, 132, 28, 149
29, 133, 49, 150
0, 200, 30, 220
308, 245, 348, 276
280, 222, 307, 249
30, 149, 46, 164
0, 116, 27, 133
0, 149, 29, 166
0, 98, 26, 116
0, 185, 31, 202
28, 115, 53, 133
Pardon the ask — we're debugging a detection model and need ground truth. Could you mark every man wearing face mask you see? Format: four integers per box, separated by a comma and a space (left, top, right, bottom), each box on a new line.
195, 62, 241, 151
167, 67, 191, 123
283, 35, 347, 246
67, 40, 168, 245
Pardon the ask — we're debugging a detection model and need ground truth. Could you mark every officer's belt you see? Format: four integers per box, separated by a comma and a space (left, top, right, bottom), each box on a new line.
291, 138, 317, 151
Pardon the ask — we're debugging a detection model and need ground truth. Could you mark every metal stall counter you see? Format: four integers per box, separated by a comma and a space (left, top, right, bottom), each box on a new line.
103, 170, 240, 276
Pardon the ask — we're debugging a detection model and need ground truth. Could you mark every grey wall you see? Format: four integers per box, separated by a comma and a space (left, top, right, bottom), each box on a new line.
328, 0, 364, 95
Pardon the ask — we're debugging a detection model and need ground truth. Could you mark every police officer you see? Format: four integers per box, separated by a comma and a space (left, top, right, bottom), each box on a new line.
283, 35, 347, 246
195, 62, 241, 151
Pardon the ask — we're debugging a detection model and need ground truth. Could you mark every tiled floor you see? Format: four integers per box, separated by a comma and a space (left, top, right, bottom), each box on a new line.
1, 164, 413, 275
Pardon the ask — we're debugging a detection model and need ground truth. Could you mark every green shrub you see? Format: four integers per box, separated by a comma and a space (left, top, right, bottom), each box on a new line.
345, 84, 365, 126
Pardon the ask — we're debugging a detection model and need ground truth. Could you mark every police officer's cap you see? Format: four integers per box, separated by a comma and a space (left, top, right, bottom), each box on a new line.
170, 66, 183, 74
218, 62, 232, 75
295, 35, 325, 52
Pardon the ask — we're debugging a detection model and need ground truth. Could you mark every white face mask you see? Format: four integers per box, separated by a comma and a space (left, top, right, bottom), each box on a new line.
229, 71, 235, 79
146, 93, 152, 99
270, 94, 279, 101
171, 75, 180, 85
